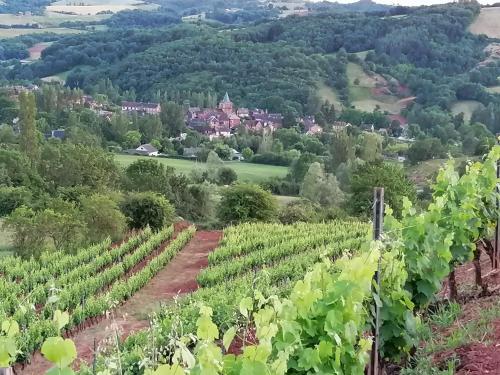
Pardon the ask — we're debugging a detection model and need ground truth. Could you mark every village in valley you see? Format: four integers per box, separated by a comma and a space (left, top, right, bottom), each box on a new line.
4, 82, 412, 163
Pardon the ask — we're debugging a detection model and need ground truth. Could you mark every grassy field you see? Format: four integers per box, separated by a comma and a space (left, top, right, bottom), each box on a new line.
0, 12, 108, 26
347, 62, 405, 114
354, 50, 372, 61
450, 100, 484, 123
0, 27, 83, 38
316, 80, 343, 109
406, 157, 472, 189
0, 3, 116, 39
486, 86, 500, 94
47, 0, 158, 16
470, 7, 500, 38
41, 68, 74, 84
115, 155, 289, 183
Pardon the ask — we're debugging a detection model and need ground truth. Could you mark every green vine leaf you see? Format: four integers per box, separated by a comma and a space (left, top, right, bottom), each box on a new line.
1, 320, 19, 338
41, 337, 77, 369
223, 326, 237, 351
53, 310, 70, 331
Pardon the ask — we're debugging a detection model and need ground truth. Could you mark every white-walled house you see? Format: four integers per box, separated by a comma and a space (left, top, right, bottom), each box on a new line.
135, 144, 159, 156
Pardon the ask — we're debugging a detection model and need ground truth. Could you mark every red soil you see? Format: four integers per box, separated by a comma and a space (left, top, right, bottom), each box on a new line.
18, 226, 222, 375
433, 249, 500, 373
27, 43, 49, 60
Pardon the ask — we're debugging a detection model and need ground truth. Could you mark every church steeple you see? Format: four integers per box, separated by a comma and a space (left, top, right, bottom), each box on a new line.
219, 92, 234, 114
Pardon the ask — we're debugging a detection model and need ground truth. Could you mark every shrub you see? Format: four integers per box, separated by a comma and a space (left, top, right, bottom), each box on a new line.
121, 192, 175, 231
217, 167, 237, 185
81, 194, 127, 242
260, 177, 300, 196
217, 184, 277, 225
278, 200, 319, 224
0, 186, 32, 217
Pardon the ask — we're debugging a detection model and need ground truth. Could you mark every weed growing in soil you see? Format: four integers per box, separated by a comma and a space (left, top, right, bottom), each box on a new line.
430, 302, 461, 328
400, 355, 457, 375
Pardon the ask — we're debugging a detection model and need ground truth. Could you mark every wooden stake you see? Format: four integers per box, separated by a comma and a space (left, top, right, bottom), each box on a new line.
369, 188, 384, 375
495, 159, 500, 269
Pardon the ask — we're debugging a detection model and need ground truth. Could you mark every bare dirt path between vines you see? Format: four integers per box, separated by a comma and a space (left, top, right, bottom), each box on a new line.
19, 226, 222, 375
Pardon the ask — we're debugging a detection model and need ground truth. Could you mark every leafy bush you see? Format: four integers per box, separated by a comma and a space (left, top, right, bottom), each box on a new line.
278, 199, 319, 224
121, 192, 175, 231
81, 194, 127, 242
260, 177, 300, 196
348, 161, 416, 218
217, 167, 237, 185
0, 186, 31, 217
217, 184, 277, 225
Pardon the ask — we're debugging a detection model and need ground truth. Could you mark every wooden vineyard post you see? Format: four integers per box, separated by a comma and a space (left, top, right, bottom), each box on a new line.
0, 368, 13, 375
495, 157, 500, 269
368, 187, 384, 375
92, 337, 97, 374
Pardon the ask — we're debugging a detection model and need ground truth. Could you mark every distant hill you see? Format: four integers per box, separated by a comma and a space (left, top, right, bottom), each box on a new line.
308, 0, 393, 13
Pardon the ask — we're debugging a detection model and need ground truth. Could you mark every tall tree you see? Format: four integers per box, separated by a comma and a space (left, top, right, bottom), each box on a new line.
160, 101, 185, 137
348, 161, 416, 218
18, 92, 39, 166
301, 162, 344, 207
326, 130, 355, 172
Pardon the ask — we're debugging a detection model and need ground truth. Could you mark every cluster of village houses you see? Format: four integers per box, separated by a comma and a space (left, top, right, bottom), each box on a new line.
120, 92, 324, 139
7, 86, 408, 159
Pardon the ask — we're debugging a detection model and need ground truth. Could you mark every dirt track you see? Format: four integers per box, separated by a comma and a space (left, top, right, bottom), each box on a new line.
19, 227, 222, 374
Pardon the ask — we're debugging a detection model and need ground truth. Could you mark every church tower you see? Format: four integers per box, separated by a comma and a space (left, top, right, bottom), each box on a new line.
218, 92, 234, 114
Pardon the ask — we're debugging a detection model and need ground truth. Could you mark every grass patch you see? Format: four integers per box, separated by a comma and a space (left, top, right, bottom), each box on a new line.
115, 155, 289, 183
347, 62, 375, 87
0, 12, 109, 27
0, 28, 83, 39
450, 100, 484, 123
486, 86, 500, 94
354, 50, 372, 61
41, 69, 73, 84
429, 302, 462, 329
316, 80, 343, 109
406, 157, 473, 189
347, 62, 405, 114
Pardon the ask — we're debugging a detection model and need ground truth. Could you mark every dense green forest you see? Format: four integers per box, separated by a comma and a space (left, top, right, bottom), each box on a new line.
8, 2, 500, 117
0, 2, 500, 147
0, 0, 51, 14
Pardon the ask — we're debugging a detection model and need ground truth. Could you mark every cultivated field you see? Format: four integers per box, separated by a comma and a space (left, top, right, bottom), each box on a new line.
451, 100, 484, 122
47, 0, 159, 16
0, 4, 113, 38
470, 7, 500, 38
115, 154, 289, 182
